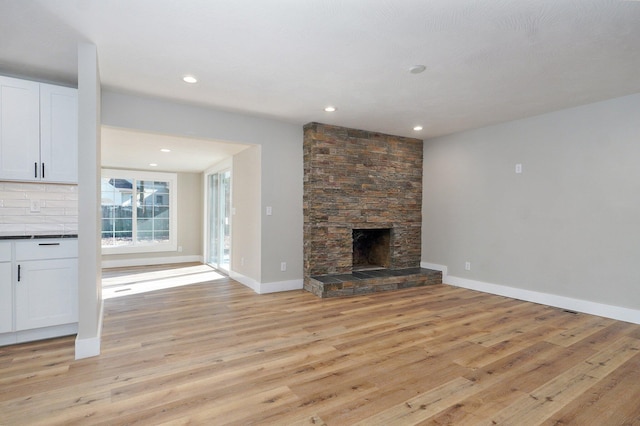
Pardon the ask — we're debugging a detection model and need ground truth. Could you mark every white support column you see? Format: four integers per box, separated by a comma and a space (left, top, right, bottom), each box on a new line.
75, 42, 103, 359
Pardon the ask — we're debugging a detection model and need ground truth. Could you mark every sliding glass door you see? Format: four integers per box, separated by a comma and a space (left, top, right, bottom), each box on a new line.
207, 169, 231, 272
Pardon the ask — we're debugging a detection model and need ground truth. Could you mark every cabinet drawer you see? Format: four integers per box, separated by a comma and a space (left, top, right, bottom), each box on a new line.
15, 239, 77, 261
0, 242, 10, 261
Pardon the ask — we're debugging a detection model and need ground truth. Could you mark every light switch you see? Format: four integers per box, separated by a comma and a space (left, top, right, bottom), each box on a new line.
266, 206, 272, 216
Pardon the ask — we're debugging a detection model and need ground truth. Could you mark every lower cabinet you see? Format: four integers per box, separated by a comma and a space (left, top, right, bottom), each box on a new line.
15, 258, 78, 330
0, 238, 78, 346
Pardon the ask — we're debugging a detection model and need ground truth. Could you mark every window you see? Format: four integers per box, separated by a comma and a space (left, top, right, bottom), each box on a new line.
101, 169, 177, 253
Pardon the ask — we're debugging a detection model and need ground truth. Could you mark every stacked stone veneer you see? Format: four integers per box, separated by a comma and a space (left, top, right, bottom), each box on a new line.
304, 122, 435, 297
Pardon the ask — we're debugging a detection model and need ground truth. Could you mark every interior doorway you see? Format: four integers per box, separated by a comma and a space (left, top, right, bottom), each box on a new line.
207, 169, 231, 272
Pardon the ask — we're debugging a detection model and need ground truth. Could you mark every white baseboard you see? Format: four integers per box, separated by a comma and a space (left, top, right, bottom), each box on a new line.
229, 270, 303, 294
445, 275, 640, 325
75, 335, 101, 360
229, 270, 260, 293
258, 279, 304, 294
75, 298, 104, 360
421, 262, 448, 276
1, 323, 78, 347
102, 255, 203, 269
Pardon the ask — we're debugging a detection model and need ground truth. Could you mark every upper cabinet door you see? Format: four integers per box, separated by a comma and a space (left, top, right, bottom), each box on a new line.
0, 76, 40, 181
40, 83, 78, 183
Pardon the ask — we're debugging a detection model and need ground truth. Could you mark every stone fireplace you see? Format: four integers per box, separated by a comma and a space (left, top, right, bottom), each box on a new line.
303, 122, 441, 297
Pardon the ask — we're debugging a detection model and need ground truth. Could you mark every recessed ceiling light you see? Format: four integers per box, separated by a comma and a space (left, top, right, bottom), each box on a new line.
409, 65, 427, 74
149, 163, 158, 167
413, 125, 423, 131
324, 106, 337, 112
160, 148, 171, 153
183, 75, 197, 84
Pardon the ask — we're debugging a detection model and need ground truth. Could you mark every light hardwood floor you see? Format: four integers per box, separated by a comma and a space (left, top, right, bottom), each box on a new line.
1, 265, 639, 425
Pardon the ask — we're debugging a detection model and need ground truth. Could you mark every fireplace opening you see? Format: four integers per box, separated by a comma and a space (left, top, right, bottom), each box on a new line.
352, 228, 391, 271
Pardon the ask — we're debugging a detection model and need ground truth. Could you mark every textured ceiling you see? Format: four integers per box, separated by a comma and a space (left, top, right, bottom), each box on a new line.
1, 0, 640, 170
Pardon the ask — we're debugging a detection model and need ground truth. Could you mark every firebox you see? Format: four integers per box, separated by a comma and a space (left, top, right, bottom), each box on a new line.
352, 228, 391, 271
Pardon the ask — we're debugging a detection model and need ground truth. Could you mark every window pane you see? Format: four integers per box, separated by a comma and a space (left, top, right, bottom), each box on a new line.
135, 179, 171, 244
137, 218, 152, 232
136, 231, 153, 242
137, 207, 154, 218
155, 206, 169, 216
154, 219, 170, 232
115, 218, 132, 231
154, 231, 170, 242
101, 219, 114, 232
101, 178, 134, 247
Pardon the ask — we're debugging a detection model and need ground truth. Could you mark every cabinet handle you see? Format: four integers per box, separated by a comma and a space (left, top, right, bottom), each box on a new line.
34, 162, 38, 178
38, 243, 60, 246
42, 163, 45, 179
18, 265, 21, 282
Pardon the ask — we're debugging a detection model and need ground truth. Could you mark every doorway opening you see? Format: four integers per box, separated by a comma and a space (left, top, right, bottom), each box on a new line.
207, 169, 231, 272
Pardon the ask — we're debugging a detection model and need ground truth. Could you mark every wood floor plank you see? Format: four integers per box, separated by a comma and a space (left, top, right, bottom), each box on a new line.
238, 374, 379, 425
353, 377, 478, 425
0, 263, 638, 425
541, 352, 640, 425
482, 336, 640, 425
544, 314, 615, 347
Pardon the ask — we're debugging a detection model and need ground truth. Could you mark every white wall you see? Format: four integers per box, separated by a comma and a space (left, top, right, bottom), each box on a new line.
231, 145, 261, 282
100, 90, 303, 287
422, 93, 640, 320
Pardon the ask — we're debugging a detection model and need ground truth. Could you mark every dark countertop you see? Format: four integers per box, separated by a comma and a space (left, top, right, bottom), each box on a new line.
0, 234, 78, 240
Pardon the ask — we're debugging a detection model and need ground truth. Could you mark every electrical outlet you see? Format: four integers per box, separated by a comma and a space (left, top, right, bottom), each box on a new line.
266, 206, 273, 216
30, 199, 41, 213
515, 163, 522, 174
465, 261, 471, 271
280, 262, 287, 272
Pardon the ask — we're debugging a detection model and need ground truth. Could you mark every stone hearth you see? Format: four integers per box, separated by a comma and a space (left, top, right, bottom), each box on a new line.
306, 267, 442, 298
303, 122, 441, 297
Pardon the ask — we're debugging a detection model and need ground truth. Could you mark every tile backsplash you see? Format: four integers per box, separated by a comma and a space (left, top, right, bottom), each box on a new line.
0, 181, 78, 236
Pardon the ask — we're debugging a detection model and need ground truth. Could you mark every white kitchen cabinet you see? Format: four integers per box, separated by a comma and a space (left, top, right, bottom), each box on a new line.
15, 239, 78, 330
0, 76, 40, 181
39, 83, 78, 183
0, 242, 12, 334
0, 75, 78, 183
15, 258, 78, 330
0, 238, 78, 346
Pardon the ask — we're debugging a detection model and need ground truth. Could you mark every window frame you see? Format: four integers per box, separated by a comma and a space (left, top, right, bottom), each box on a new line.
101, 168, 178, 254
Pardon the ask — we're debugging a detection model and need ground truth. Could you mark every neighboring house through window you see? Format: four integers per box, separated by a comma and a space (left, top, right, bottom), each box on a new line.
101, 169, 177, 253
